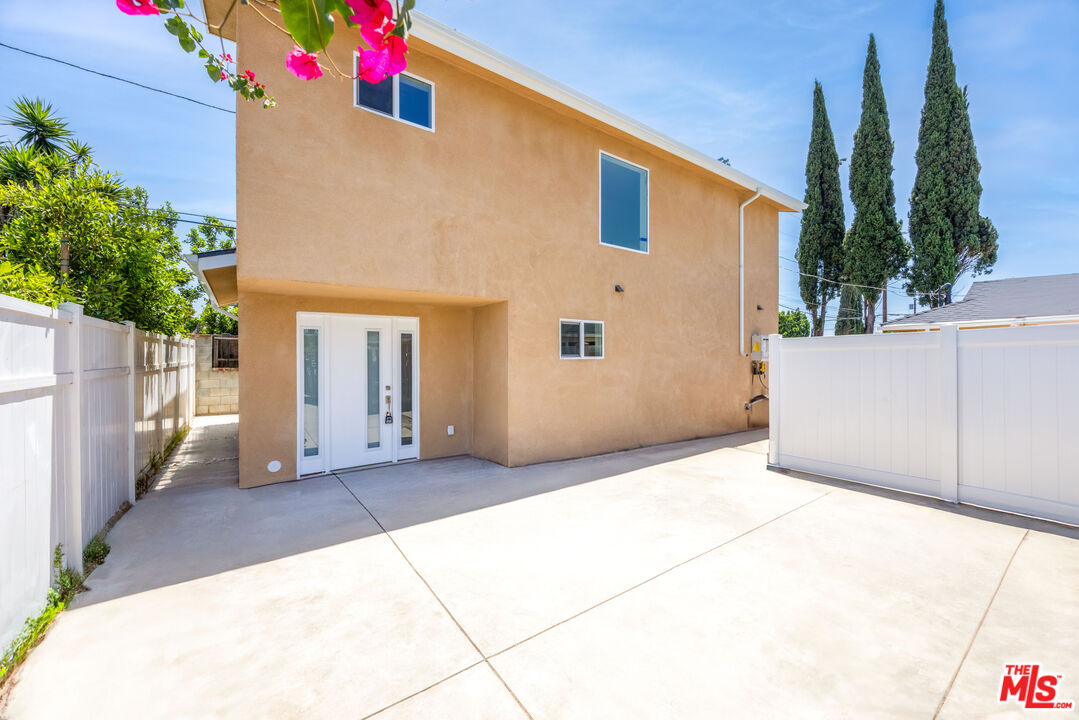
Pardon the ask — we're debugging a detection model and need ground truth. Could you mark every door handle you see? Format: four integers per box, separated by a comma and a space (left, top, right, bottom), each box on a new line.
384, 392, 393, 424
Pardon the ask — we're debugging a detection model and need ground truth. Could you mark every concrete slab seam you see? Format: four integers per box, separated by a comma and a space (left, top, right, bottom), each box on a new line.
487, 489, 834, 661
932, 529, 1030, 719
358, 659, 486, 720
333, 473, 536, 720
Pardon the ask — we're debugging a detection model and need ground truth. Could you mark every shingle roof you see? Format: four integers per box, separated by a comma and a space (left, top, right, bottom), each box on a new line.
883, 273, 1079, 327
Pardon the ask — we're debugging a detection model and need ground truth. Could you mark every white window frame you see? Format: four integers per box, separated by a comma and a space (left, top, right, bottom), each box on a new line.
353, 57, 436, 133
559, 318, 605, 360
598, 150, 650, 255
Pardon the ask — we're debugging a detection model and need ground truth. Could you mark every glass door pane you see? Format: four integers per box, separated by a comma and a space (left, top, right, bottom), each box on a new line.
400, 332, 413, 446
303, 328, 319, 457
367, 330, 380, 449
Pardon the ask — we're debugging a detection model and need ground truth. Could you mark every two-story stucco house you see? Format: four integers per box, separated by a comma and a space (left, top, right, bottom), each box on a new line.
189, 4, 805, 488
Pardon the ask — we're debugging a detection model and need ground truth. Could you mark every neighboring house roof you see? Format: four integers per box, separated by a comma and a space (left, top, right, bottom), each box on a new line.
883, 273, 1079, 330
202, 2, 806, 213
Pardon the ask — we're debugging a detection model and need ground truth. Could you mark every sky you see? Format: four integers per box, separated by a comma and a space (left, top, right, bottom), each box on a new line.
1, 0, 1076, 330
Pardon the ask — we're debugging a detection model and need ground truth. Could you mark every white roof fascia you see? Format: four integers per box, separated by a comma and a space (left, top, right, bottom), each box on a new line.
410, 14, 806, 212
184, 252, 238, 322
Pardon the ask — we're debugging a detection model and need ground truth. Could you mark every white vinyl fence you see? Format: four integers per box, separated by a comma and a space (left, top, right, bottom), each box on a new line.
768, 324, 1079, 527
1, 293, 194, 649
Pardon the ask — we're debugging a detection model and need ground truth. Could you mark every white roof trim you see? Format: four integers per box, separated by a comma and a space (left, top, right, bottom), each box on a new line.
410, 13, 805, 212
184, 250, 238, 321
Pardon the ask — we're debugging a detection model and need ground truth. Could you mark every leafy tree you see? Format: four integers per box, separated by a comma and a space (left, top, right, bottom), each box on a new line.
1, 99, 196, 333
184, 217, 238, 335
796, 81, 846, 336
0, 164, 194, 334
908, 0, 994, 305
0, 259, 76, 307
834, 284, 866, 335
778, 309, 811, 338
847, 34, 907, 333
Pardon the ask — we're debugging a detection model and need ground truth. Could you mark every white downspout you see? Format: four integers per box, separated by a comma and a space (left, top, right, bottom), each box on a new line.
739, 187, 762, 356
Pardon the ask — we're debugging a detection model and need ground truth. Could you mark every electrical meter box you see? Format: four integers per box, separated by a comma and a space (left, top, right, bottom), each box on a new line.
750, 333, 768, 362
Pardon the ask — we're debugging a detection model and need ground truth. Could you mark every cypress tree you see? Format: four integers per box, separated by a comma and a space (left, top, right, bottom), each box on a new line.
796, 81, 846, 336
834, 284, 866, 335
908, 0, 994, 305
847, 34, 907, 333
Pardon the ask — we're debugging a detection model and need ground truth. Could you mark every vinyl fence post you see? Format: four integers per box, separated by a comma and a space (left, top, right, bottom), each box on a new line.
125, 321, 137, 504
59, 302, 84, 573
939, 325, 959, 503
767, 333, 782, 467
157, 335, 165, 458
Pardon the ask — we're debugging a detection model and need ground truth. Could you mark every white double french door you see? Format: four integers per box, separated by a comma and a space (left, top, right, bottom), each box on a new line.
297, 313, 419, 476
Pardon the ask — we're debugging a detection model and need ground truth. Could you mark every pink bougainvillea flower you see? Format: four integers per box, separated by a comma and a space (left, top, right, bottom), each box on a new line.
382, 34, 408, 75
243, 70, 256, 81
346, 0, 392, 28
356, 35, 407, 83
356, 47, 390, 83
360, 19, 390, 51
116, 0, 160, 16
285, 46, 323, 81
220, 70, 229, 80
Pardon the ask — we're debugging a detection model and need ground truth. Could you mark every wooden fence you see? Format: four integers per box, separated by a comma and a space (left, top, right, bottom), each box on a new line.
0, 293, 194, 649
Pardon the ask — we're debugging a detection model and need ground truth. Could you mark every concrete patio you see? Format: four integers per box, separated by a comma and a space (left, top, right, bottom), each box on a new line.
3, 415, 1077, 719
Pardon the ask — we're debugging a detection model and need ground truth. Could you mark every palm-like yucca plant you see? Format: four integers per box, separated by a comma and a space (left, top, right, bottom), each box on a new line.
64, 140, 93, 169
0, 144, 45, 185
3, 97, 72, 155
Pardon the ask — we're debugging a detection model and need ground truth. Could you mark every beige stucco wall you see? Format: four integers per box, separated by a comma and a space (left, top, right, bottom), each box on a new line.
233, 7, 784, 485
194, 334, 239, 415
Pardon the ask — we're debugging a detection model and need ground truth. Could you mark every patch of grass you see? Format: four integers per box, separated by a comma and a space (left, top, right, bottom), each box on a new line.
0, 546, 81, 691
82, 536, 110, 571
51, 544, 84, 605
136, 425, 190, 499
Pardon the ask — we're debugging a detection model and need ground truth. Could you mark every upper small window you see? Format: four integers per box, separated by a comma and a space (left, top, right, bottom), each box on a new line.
600, 152, 648, 253
356, 69, 434, 130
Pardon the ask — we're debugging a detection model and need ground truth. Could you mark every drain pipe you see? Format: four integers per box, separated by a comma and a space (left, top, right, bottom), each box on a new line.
738, 187, 763, 356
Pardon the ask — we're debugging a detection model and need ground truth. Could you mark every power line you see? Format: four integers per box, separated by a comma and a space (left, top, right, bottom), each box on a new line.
175, 210, 236, 224
778, 255, 912, 294
0, 41, 235, 114
175, 217, 235, 230
778, 263, 916, 295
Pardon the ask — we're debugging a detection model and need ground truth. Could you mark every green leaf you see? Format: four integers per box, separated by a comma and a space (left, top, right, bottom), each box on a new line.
206, 63, 222, 81
178, 34, 196, 53
164, 16, 187, 37
279, 0, 335, 53
328, 0, 357, 26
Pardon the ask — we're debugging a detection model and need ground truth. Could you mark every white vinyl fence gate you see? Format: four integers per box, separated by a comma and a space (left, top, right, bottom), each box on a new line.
1, 294, 194, 650
768, 324, 1079, 527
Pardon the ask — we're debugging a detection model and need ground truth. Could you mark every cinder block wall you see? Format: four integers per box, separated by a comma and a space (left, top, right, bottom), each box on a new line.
194, 334, 239, 415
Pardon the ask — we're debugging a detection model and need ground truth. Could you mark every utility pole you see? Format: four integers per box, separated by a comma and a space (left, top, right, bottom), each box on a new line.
882, 281, 888, 324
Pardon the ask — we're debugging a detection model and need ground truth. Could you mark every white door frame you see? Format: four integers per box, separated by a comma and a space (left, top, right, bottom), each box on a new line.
296, 312, 420, 476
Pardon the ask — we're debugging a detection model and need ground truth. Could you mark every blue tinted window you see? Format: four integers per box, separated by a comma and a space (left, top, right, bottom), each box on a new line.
357, 76, 393, 115
398, 75, 432, 128
600, 154, 648, 252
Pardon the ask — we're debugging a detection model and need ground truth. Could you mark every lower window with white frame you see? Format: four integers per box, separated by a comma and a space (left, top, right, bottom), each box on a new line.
560, 319, 604, 359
